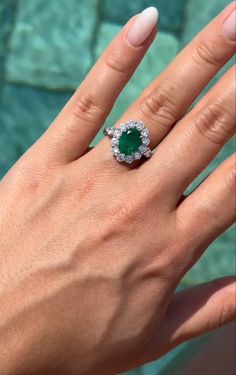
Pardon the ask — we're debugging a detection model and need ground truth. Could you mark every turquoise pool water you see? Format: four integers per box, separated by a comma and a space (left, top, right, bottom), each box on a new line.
0, 0, 235, 373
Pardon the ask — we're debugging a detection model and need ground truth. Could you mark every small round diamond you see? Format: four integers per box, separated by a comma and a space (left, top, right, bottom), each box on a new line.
144, 149, 153, 158
134, 152, 142, 160
114, 128, 122, 137
116, 154, 125, 162
136, 122, 144, 131
125, 155, 134, 164
142, 137, 150, 146
112, 146, 120, 155
141, 128, 149, 137
139, 145, 147, 153
111, 137, 118, 146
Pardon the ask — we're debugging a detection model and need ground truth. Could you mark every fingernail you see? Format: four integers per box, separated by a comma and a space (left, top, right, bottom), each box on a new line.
222, 9, 236, 41
127, 7, 158, 47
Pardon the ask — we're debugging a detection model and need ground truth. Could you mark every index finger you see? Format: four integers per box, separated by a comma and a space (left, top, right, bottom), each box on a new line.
35, 7, 158, 164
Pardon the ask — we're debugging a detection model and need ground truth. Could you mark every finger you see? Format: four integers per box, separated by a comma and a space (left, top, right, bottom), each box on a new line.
34, 8, 158, 164
181, 323, 236, 375
82, 146, 93, 156
142, 277, 236, 363
175, 154, 236, 265
94, 2, 236, 168
142, 65, 235, 202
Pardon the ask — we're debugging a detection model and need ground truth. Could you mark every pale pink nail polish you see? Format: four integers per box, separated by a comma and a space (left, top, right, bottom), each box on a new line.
127, 7, 158, 47
222, 9, 236, 41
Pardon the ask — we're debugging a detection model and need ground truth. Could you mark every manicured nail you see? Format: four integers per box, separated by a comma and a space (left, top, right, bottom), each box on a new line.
222, 9, 236, 41
127, 7, 158, 47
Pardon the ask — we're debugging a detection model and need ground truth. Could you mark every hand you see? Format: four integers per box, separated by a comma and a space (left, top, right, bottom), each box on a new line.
0, 4, 235, 375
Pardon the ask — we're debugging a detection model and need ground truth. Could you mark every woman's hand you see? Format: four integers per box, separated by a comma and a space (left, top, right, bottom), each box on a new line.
0, 4, 235, 375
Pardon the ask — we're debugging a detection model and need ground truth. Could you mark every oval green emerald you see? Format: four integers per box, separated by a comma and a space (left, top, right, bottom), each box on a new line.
118, 128, 142, 156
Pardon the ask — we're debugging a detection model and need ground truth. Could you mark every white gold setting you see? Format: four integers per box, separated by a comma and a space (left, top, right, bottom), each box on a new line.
103, 120, 153, 164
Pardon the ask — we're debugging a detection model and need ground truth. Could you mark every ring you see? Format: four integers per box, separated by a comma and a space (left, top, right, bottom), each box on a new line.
103, 120, 153, 164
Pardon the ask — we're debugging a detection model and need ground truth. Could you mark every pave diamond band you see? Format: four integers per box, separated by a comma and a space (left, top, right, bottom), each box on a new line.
103, 120, 153, 164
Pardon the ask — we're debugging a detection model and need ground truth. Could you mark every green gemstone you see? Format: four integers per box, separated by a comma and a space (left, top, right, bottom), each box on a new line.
118, 128, 142, 156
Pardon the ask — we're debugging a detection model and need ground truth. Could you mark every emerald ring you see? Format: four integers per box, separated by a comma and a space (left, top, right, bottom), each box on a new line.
103, 120, 153, 164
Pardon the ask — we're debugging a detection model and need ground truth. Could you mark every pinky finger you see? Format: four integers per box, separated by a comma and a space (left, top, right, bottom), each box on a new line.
176, 153, 236, 263
141, 276, 236, 364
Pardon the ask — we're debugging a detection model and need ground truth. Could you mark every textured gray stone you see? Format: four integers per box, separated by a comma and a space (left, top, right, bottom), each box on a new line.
0, 84, 71, 177
5, 0, 98, 90
93, 23, 179, 145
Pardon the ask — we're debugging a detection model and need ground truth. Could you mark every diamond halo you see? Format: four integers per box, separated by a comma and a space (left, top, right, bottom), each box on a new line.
103, 120, 153, 164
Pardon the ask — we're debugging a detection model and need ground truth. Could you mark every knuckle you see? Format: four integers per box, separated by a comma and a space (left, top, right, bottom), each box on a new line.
104, 49, 128, 75
192, 38, 222, 69
139, 88, 179, 127
10, 160, 53, 195
194, 100, 234, 145
72, 94, 107, 123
